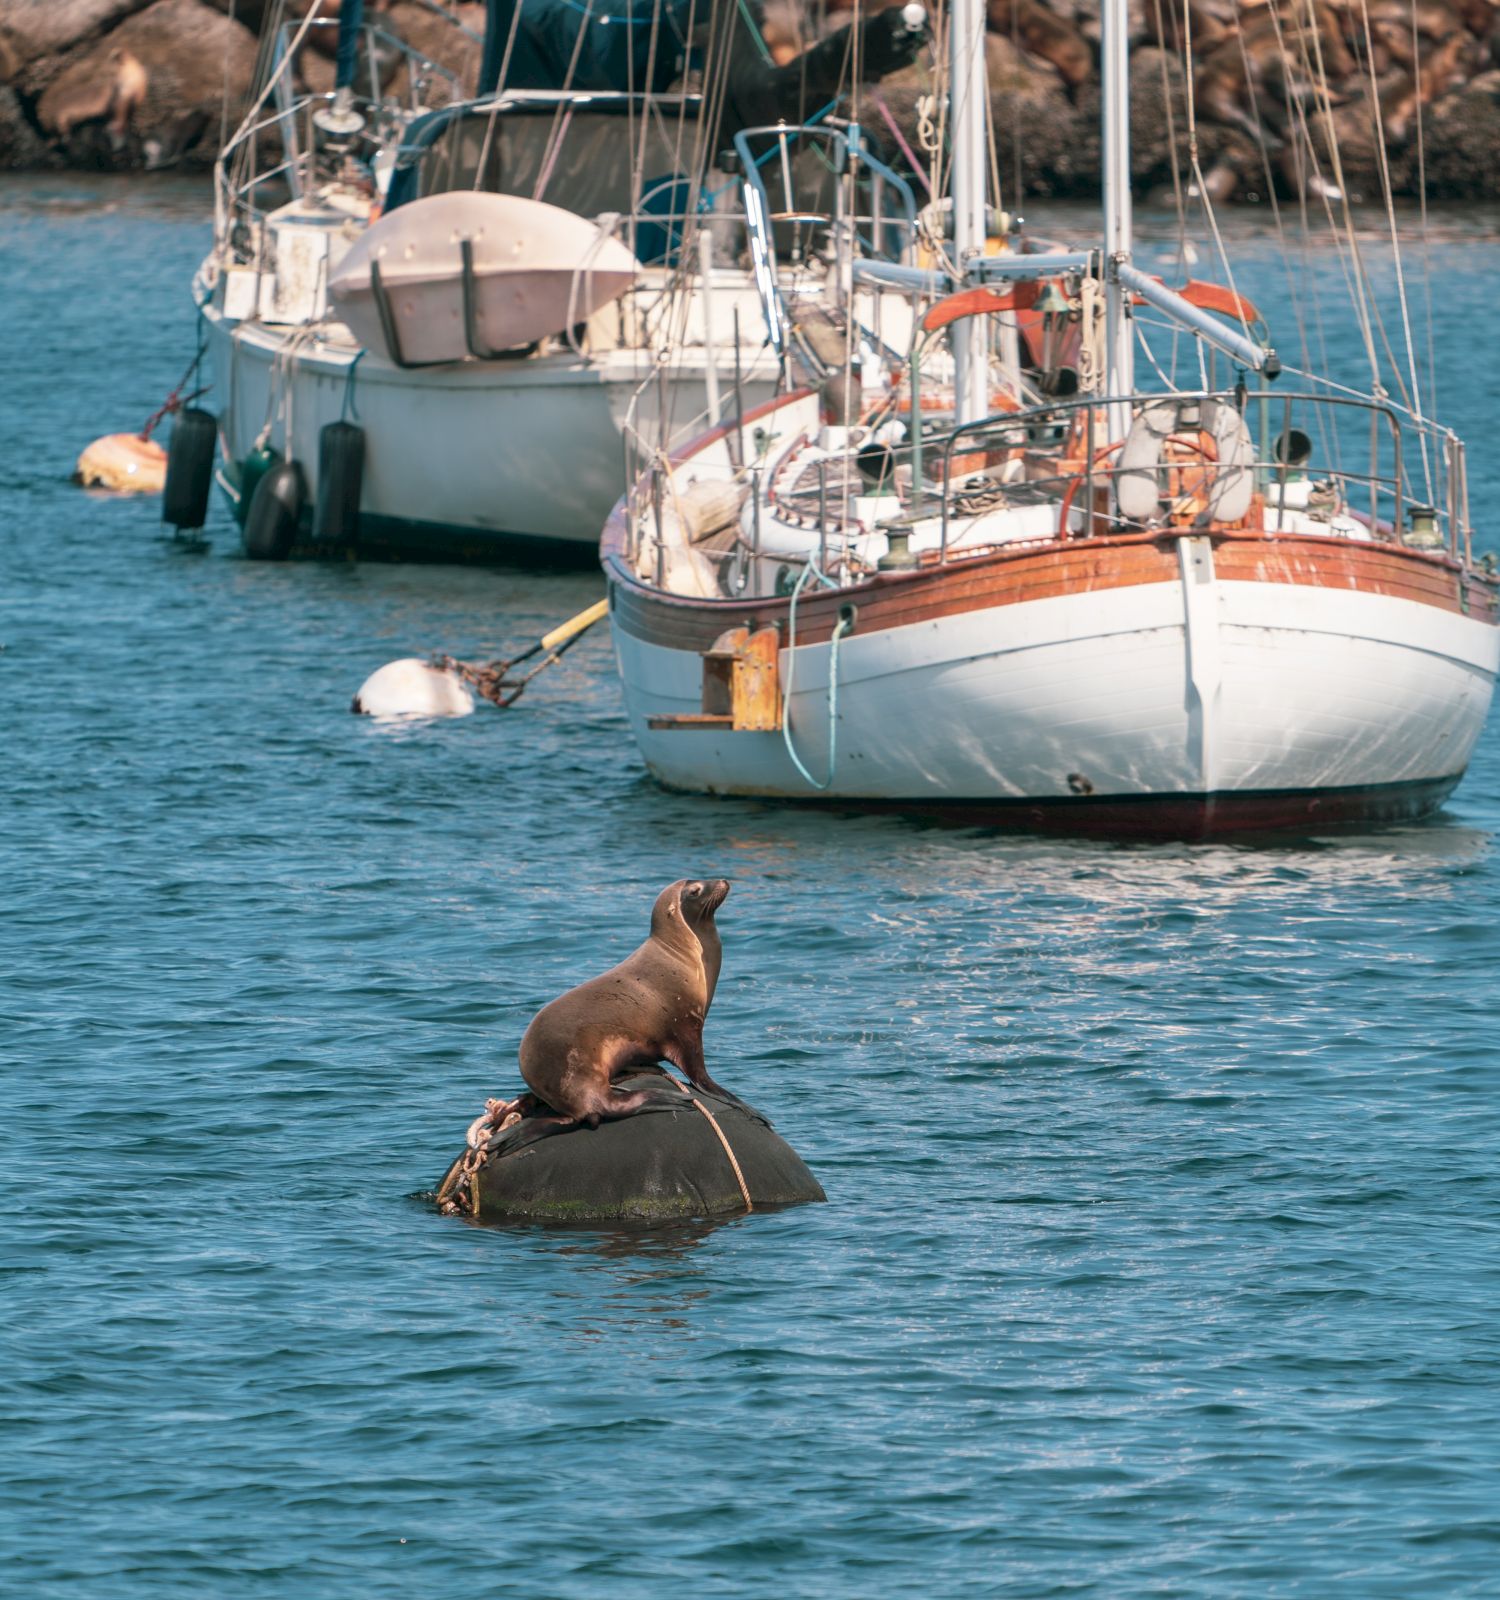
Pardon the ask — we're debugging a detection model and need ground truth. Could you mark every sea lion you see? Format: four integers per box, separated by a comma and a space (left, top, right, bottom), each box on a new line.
519, 878, 731, 1127
48, 48, 148, 148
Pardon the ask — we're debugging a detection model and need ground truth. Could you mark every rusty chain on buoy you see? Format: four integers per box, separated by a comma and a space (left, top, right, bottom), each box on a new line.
428, 598, 610, 710
139, 329, 209, 442
430, 650, 565, 709
435, 1096, 525, 1218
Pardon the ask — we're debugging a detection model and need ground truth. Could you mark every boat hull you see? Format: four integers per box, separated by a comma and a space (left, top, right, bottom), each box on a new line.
201, 308, 774, 558
607, 522, 1499, 837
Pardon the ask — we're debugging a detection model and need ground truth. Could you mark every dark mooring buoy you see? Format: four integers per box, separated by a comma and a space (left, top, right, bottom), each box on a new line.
435, 1070, 826, 1223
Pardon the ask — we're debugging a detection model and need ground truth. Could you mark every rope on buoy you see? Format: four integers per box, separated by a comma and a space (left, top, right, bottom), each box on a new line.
436, 1076, 753, 1220
76, 322, 209, 494
666, 1075, 753, 1214
139, 321, 209, 442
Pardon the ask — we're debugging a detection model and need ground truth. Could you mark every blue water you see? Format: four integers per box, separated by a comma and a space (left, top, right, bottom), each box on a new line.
4, 176, 1500, 1597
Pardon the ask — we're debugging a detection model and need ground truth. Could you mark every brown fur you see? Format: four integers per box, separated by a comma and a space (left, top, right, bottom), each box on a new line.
518, 879, 731, 1127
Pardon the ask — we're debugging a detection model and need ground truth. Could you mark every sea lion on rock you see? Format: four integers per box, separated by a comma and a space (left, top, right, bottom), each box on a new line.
47, 47, 148, 148
519, 878, 731, 1128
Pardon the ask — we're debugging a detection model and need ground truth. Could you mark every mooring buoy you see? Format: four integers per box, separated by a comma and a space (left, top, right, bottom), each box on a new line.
435, 1071, 826, 1223
74, 433, 167, 493
351, 658, 475, 718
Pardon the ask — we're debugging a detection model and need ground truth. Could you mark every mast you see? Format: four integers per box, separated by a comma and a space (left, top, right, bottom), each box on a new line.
950, 0, 989, 425
1101, 0, 1134, 425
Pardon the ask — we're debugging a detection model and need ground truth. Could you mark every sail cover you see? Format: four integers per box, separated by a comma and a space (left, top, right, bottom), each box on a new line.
478, 0, 927, 123
479, 0, 697, 97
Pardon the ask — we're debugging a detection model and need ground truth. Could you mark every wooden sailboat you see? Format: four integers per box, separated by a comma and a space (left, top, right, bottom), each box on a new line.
602, 0, 1498, 836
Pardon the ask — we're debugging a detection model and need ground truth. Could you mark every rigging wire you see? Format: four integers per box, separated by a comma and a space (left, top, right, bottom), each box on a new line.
1225, 0, 1333, 467
1353, 0, 1432, 493
1408, 0, 1440, 442
1178, 0, 1257, 370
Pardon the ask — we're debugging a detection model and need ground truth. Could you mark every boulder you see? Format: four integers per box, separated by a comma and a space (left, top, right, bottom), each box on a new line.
379, 2, 485, 108
1420, 74, 1500, 198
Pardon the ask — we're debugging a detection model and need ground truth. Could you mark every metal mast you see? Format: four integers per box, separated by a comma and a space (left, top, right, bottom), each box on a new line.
949, 0, 989, 425
1101, 0, 1134, 429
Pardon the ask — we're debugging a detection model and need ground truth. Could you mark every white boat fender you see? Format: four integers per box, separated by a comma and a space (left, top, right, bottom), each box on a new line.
351, 659, 475, 719
1115, 397, 1255, 526
161, 407, 218, 531
243, 460, 306, 561
312, 421, 365, 552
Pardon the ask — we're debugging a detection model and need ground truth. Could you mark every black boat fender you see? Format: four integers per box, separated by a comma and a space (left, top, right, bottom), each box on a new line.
161, 406, 218, 531
312, 420, 365, 553
234, 443, 281, 528
243, 459, 306, 561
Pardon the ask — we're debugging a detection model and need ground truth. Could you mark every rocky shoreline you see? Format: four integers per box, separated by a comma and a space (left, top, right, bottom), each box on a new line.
4, 0, 1500, 200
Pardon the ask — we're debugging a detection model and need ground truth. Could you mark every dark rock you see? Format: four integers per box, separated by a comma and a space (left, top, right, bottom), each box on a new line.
1422, 73, 1500, 198
0, 85, 51, 168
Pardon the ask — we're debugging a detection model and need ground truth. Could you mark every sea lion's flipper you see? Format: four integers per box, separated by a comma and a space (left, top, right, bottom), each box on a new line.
668, 1036, 725, 1097
592, 1086, 653, 1121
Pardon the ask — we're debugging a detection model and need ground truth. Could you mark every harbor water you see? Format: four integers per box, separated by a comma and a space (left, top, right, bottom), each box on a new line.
3, 176, 1499, 1597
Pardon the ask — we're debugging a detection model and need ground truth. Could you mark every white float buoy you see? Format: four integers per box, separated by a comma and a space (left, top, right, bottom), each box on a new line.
352, 659, 475, 719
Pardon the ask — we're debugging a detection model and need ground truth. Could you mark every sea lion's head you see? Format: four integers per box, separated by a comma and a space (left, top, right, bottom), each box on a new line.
654, 879, 730, 1002
652, 878, 730, 946
680, 878, 730, 923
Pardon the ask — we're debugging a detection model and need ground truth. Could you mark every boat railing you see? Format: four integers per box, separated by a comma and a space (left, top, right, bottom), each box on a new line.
931, 389, 1469, 564
214, 18, 463, 251
733, 121, 920, 357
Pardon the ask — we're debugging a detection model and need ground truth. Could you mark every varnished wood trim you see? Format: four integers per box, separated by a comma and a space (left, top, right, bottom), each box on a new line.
606, 526, 1497, 651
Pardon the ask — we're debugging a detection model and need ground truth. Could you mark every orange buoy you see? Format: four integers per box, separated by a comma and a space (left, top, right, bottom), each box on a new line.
75, 433, 167, 494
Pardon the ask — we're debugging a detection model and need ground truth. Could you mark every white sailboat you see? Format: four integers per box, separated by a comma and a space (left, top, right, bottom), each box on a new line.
602, 0, 1499, 836
192, 0, 925, 561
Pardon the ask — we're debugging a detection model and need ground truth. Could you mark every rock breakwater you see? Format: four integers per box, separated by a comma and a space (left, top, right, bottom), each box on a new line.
3, 0, 1498, 199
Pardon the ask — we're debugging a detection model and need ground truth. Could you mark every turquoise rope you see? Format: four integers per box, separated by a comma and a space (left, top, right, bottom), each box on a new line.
781, 558, 850, 791
341, 349, 365, 423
